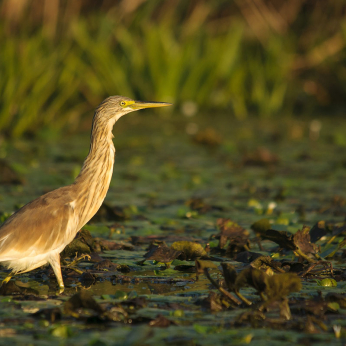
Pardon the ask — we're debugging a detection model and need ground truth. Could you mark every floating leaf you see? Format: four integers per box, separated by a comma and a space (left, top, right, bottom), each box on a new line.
317, 278, 337, 287
50, 325, 73, 338
251, 218, 271, 236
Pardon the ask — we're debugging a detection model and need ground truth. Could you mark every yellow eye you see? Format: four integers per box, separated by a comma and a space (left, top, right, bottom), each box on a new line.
120, 101, 126, 107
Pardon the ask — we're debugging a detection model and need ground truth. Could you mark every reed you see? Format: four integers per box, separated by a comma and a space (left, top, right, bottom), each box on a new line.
0, 0, 344, 137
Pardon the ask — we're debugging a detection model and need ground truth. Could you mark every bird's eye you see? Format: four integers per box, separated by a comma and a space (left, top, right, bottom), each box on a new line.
120, 101, 126, 106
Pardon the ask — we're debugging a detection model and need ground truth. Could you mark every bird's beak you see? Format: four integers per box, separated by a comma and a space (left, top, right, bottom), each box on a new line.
129, 100, 172, 110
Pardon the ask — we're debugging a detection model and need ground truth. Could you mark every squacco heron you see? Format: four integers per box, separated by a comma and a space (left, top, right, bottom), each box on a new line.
0, 96, 171, 292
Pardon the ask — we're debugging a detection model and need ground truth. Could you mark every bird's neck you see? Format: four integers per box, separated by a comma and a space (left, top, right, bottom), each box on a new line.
74, 115, 116, 226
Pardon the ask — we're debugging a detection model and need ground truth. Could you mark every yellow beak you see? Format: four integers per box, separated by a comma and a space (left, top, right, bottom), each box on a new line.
130, 100, 172, 110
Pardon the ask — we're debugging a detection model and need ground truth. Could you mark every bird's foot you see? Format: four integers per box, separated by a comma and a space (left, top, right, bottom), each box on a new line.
66, 254, 91, 268
55, 282, 65, 295
1, 275, 13, 286
57, 286, 64, 295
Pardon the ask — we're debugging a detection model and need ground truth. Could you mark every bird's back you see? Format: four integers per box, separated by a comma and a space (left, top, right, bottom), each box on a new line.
0, 185, 78, 262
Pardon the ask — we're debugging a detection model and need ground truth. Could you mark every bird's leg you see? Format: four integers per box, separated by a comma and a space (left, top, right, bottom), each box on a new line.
1, 271, 14, 286
48, 253, 64, 294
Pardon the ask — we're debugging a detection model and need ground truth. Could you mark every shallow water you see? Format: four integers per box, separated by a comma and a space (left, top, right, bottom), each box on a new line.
0, 113, 345, 345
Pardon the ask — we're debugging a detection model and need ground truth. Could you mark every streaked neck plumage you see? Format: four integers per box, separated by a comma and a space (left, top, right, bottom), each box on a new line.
73, 110, 117, 227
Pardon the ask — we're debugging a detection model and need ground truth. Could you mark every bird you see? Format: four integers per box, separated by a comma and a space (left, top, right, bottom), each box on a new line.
0, 96, 171, 292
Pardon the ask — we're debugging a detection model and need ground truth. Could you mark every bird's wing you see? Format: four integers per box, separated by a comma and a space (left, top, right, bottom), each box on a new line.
0, 186, 77, 260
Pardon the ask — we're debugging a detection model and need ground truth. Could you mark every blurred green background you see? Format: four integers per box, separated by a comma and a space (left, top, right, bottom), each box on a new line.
0, 0, 345, 137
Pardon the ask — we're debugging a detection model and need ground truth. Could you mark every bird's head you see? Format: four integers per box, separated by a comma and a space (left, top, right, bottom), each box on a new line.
96, 95, 172, 123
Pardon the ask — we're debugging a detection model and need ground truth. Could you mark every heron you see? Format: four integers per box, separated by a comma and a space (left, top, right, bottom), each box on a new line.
0, 96, 171, 292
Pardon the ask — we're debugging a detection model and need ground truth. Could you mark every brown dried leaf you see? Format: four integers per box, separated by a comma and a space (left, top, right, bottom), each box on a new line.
235, 251, 263, 263
226, 236, 251, 257
291, 300, 331, 318
309, 221, 330, 243
214, 219, 248, 249
261, 229, 297, 250
262, 228, 318, 257
260, 299, 291, 320
186, 198, 212, 214
92, 259, 117, 271
220, 263, 237, 291
293, 227, 318, 255
149, 314, 175, 327
98, 239, 134, 251
250, 255, 285, 273
242, 147, 279, 166
200, 291, 234, 312
143, 245, 181, 263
